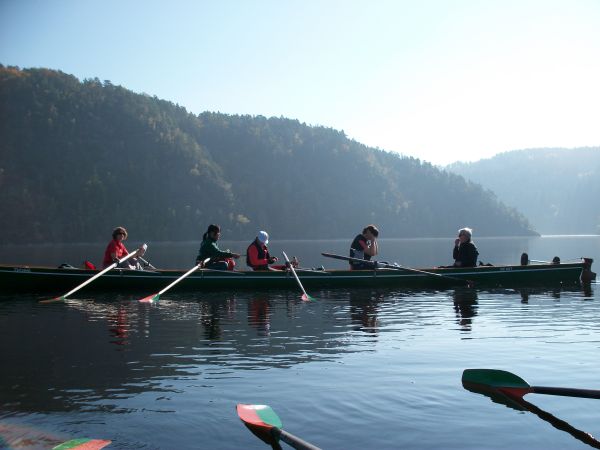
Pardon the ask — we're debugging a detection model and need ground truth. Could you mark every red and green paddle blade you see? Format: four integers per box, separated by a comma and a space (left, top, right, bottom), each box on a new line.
53, 438, 112, 449
39, 295, 66, 304
237, 404, 283, 446
462, 369, 532, 408
139, 293, 160, 303
237, 404, 283, 429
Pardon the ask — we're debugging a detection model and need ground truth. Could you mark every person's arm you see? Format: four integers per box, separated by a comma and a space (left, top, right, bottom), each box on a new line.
210, 241, 241, 259
361, 239, 378, 257
371, 239, 378, 257
466, 244, 479, 266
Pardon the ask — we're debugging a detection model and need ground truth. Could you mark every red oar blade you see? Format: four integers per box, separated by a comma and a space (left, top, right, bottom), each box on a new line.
53, 438, 112, 449
139, 293, 160, 303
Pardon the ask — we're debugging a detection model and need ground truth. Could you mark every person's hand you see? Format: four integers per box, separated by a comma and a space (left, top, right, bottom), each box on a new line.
454, 238, 460, 247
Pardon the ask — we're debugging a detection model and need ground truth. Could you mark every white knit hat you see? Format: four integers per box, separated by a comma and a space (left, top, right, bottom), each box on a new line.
258, 231, 269, 244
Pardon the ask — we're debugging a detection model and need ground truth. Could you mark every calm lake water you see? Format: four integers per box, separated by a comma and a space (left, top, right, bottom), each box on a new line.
1, 236, 599, 449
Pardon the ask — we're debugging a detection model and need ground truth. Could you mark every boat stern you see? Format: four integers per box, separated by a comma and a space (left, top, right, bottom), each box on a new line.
582, 258, 596, 283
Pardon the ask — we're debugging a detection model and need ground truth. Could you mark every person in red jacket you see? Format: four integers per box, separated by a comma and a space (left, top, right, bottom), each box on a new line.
246, 231, 298, 271
102, 226, 145, 268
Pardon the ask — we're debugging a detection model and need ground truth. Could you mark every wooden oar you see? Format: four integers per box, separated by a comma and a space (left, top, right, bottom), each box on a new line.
321, 252, 473, 287
462, 369, 600, 448
53, 438, 112, 449
138, 258, 210, 303
282, 251, 312, 301
236, 404, 322, 450
40, 245, 147, 303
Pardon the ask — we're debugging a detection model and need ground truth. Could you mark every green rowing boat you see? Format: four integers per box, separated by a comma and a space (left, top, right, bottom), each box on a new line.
0, 258, 594, 294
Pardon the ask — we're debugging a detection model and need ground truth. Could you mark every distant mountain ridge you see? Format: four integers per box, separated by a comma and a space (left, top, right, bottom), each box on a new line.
0, 65, 537, 244
447, 148, 600, 234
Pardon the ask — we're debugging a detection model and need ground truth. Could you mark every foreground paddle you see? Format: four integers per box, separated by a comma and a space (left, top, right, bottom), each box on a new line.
40, 245, 147, 304
462, 369, 600, 400
236, 404, 321, 450
282, 251, 312, 301
322, 252, 473, 287
139, 258, 210, 303
462, 369, 600, 448
53, 438, 112, 449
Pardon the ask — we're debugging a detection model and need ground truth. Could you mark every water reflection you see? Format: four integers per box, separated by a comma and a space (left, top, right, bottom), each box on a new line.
247, 296, 273, 336
453, 288, 478, 331
349, 291, 384, 334
0, 284, 595, 419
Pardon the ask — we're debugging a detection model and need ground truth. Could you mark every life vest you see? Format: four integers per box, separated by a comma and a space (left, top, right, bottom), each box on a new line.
350, 234, 371, 266
247, 240, 269, 270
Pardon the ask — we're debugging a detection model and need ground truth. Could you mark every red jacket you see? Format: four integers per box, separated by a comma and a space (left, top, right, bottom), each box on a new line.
247, 240, 271, 270
103, 239, 129, 268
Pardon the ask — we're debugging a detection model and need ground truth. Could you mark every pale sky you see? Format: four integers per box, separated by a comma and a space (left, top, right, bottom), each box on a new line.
1, 0, 599, 165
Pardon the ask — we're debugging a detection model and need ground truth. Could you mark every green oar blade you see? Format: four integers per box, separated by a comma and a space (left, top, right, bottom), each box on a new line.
462, 369, 530, 389
237, 404, 283, 429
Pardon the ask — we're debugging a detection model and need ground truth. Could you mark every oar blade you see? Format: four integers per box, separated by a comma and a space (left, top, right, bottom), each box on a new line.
139, 293, 159, 303
39, 295, 66, 304
462, 369, 532, 408
237, 404, 283, 429
53, 438, 112, 449
301, 293, 315, 302
462, 369, 530, 389
237, 404, 283, 447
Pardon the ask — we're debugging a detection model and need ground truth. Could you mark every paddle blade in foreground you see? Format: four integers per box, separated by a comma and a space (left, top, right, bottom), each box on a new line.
236, 404, 322, 450
53, 438, 112, 449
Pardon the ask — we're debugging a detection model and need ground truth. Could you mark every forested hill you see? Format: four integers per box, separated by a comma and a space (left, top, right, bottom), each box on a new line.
447, 148, 600, 234
0, 65, 536, 244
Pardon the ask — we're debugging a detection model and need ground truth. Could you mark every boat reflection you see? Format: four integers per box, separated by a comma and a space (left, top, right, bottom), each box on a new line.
0, 284, 594, 415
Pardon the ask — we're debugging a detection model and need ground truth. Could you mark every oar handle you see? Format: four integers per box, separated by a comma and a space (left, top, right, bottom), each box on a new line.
273, 428, 322, 450
533, 386, 600, 400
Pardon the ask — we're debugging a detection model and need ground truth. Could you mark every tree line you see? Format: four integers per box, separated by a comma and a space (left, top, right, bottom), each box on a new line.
0, 65, 537, 244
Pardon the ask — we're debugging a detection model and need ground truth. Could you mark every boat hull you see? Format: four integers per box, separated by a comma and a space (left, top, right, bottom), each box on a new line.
0, 260, 594, 294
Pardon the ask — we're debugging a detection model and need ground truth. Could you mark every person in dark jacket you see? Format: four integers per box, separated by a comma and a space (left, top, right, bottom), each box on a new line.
196, 224, 240, 270
349, 225, 379, 270
453, 227, 479, 267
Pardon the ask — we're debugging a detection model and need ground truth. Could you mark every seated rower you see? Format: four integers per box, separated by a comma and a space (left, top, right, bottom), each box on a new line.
196, 224, 240, 270
246, 231, 288, 271
349, 225, 379, 270
102, 226, 146, 269
453, 227, 479, 267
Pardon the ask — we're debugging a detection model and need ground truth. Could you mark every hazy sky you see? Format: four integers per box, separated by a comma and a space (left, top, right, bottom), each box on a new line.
1, 0, 599, 165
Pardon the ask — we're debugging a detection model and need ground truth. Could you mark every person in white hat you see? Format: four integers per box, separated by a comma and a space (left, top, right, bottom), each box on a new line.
246, 231, 284, 270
